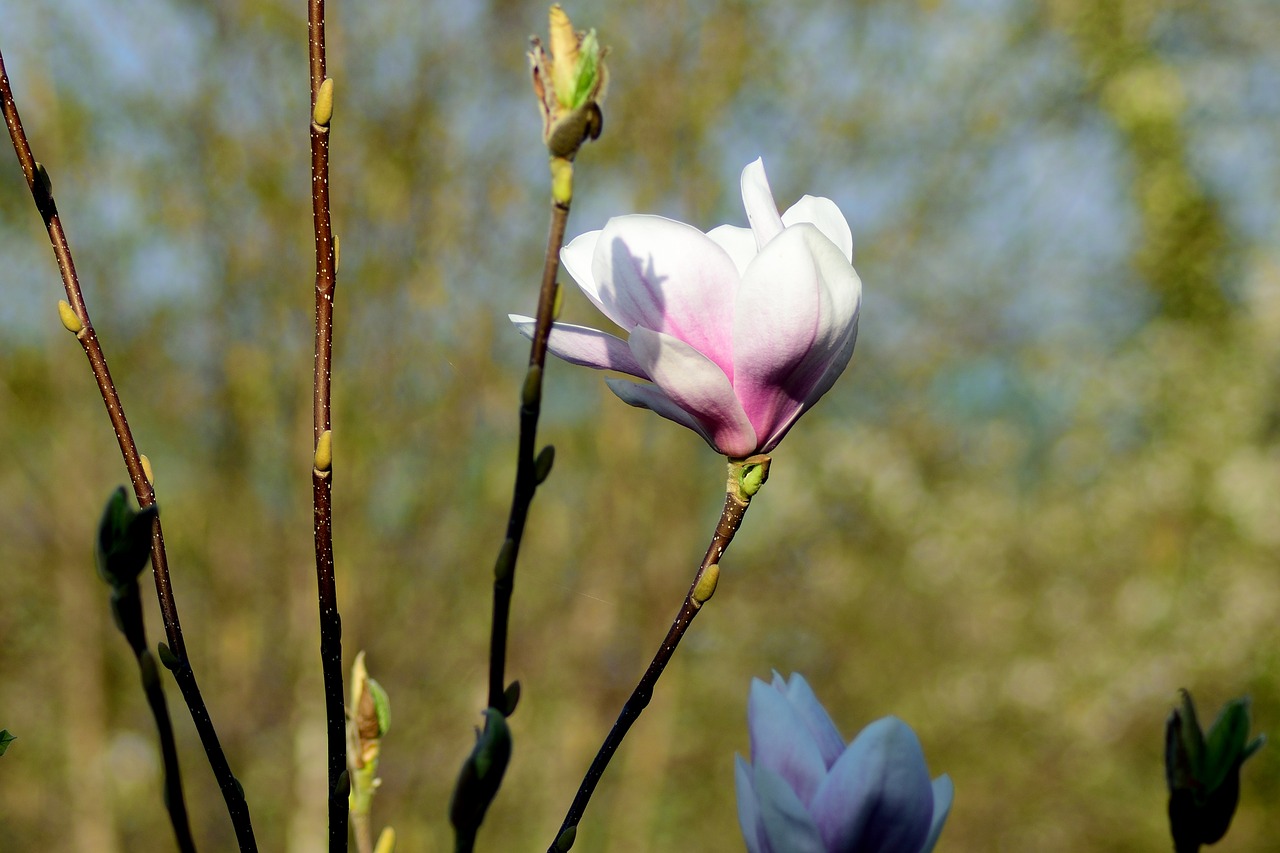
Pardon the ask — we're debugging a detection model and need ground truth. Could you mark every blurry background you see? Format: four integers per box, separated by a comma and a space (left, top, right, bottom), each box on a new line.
1, 0, 1278, 849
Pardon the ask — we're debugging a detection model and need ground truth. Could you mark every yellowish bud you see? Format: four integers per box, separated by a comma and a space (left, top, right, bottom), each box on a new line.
314, 430, 333, 473
57, 300, 83, 334
374, 827, 396, 853
693, 564, 720, 604
140, 454, 155, 486
313, 77, 335, 127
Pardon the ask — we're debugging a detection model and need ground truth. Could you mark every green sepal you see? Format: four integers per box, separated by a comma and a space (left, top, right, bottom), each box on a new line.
570, 31, 602, 109
95, 486, 158, 590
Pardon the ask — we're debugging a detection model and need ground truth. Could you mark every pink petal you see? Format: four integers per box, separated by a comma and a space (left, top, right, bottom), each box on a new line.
733, 224, 862, 450
589, 215, 739, 377
741, 158, 785, 250
628, 327, 757, 457
509, 315, 648, 378
783, 195, 854, 263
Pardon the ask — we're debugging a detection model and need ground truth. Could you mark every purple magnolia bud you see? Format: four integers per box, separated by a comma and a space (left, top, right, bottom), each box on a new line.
736, 673, 952, 853
511, 159, 861, 458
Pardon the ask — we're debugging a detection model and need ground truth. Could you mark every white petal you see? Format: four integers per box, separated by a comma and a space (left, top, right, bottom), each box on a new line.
783, 195, 854, 263
604, 378, 716, 449
590, 215, 739, 376
741, 158, 785, 251
509, 315, 648, 378
561, 230, 617, 321
707, 223, 758, 278
629, 327, 757, 457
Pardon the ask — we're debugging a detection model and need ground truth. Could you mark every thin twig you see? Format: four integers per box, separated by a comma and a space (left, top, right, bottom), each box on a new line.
549, 459, 765, 851
305, 2, 348, 849
488, 199, 570, 710
0, 47, 257, 851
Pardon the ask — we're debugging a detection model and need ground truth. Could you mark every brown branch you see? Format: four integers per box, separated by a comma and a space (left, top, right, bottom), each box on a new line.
0, 46, 257, 851
306, 1, 348, 849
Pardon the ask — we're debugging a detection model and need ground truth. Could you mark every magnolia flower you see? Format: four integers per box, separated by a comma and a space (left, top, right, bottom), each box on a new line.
736, 673, 952, 853
511, 159, 860, 458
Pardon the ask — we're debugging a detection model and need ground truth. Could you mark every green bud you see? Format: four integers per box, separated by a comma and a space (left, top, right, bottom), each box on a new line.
494, 538, 517, 583
535, 445, 556, 485
0, 730, 15, 757
502, 681, 521, 717
156, 642, 181, 671
554, 824, 577, 852
522, 365, 543, 408
692, 564, 720, 604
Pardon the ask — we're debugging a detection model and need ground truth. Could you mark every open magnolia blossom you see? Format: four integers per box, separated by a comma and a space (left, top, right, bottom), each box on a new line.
511, 158, 861, 457
736, 673, 952, 853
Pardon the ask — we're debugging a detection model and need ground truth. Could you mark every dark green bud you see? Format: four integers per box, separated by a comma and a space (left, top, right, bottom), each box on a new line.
1165, 689, 1265, 850
95, 487, 158, 590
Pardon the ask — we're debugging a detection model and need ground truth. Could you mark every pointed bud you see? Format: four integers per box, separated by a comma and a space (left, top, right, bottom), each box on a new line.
0, 730, 15, 756
140, 454, 155, 486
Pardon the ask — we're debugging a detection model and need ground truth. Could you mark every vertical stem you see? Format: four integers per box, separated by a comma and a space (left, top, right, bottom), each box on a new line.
488, 199, 571, 709
1, 47, 256, 851
306, 2, 347, 849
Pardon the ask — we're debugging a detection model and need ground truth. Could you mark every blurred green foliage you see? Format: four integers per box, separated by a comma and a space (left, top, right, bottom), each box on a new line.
1, 0, 1278, 850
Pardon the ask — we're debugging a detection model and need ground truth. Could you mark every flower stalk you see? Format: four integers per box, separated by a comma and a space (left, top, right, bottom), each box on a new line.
549, 455, 770, 850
